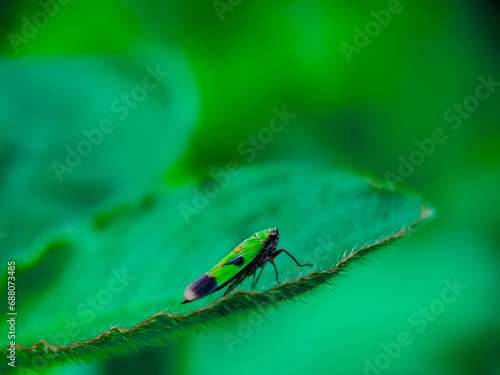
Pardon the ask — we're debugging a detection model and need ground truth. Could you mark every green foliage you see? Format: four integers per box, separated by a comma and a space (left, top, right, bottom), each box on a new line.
7, 1, 499, 373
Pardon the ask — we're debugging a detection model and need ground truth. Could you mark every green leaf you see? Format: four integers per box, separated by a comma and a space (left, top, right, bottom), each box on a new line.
0, 44, 200, 263
1, 165, 433, 372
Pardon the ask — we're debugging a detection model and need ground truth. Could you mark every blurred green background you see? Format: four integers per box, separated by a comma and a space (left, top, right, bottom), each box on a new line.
1, 0, 499, 374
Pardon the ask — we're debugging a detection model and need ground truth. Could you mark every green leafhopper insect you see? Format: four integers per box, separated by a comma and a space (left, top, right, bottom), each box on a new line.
182, 228, 313, 304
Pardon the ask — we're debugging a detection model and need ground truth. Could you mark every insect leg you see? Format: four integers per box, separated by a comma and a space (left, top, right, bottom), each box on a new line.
268, 258, 280, 283
253, 261, 267, 287
274, 249, 313, 268
224, 273, 247, 296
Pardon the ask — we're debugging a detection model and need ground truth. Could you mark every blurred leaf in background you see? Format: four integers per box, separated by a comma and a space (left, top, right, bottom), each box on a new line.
1, 0, 499, 374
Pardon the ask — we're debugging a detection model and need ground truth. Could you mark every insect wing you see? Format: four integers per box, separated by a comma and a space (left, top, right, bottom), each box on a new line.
182, 228, 273, 303
206, 236, 265, 286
